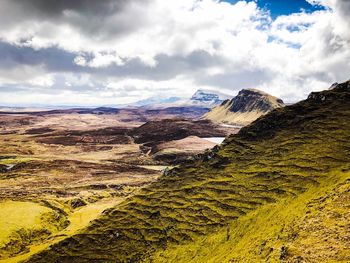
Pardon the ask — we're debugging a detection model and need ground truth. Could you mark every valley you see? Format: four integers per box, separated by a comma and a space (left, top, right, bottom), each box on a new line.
1, 1, 349, 262
1, 83, 349, 262
19, 81, 350, 262
0, 108, 238, 262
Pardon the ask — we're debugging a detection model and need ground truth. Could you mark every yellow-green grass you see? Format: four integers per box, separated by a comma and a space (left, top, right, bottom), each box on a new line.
0, 201, 51, 243
151, 169, 350, 262
0, 201, 65, 259
1, 198, 124, 263
64, 198, 124, 235
26, 84, 350, 262
0, 157, 35, 166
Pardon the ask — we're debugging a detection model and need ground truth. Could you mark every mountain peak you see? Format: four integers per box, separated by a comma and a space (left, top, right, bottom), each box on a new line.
230, 88, 284, 113
191, 90, 219, 100
203, 88, 284, 125
190, 89, 230, 107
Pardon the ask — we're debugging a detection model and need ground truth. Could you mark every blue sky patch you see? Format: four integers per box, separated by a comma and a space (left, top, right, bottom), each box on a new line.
222, 0, 325, 18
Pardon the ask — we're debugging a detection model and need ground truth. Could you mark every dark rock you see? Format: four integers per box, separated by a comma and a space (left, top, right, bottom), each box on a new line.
149, 211, 161, 219
109, 184, 125, 191
280, 246, 288, 260
69, 198, 87, 209
329, 82, 339, 90
89, 184, 108, 190
0, 164, 8, 173
25, 127, 54, 135
228, 89, 284, 113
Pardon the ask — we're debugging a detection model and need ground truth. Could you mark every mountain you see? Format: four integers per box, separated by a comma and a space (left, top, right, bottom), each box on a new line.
141, 89, 232, 109
132, 97, 182, 107
27, 80, 350, 262
134, 89, 230, 107
189, 89, 230, 106
203, 88, 285, 126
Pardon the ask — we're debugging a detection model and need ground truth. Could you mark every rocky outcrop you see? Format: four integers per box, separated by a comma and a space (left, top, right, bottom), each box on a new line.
190, 90, 224, 106
203, 88, 284, 126
309, 80, 350, 101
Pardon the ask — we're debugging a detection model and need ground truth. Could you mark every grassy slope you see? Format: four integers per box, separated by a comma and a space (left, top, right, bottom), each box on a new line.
0, 201, 67, 260
1, 198, 124, 263
151, 169, 350, 262
203, 102, 263, 126
27, 83, 350, 262
0, 201, 52, 243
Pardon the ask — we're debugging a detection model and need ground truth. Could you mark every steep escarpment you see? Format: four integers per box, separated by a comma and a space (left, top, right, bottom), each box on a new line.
27, 81, 350, 262
203, 88, 284, 125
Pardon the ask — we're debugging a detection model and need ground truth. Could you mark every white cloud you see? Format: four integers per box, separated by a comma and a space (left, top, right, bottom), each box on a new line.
0, 0, 349, 105
29, 74, 55, 87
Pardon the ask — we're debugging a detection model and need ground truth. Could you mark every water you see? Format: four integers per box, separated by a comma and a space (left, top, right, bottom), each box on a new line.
202, 137, 226, 144
221, 124, 243, 128
5, 164, 16, 171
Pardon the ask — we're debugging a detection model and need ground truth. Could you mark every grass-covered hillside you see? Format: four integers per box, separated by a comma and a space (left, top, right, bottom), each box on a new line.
28, 81, 350, 262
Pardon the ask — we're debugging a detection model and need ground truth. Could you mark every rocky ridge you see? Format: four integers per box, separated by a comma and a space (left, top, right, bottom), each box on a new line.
203, 88, 284, 125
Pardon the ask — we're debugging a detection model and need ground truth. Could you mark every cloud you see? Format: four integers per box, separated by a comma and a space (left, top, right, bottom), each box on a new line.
0, 0, 349, 106
2, 0, 151, 41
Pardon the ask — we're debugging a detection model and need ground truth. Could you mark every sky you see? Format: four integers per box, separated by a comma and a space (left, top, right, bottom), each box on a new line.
0, 0, 349, 106
224, 0, 325, 16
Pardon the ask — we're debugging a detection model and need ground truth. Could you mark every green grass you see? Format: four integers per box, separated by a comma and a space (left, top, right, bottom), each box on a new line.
0, 201, 66, 260
0, 198, 125, 263
151, 169, 350, 262
0, 201, 51, 243
0, 157, 34, 166
26, 84, 350, 262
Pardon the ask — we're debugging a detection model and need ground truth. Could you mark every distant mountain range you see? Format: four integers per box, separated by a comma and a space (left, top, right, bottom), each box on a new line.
1, 88, 286, 128
132, 97, 182, 107
203, 88, 284, 126
135, 89, 232, 109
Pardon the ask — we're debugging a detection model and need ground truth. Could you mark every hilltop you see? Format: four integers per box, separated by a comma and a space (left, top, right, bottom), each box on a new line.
203, 88, 284, 125
26, 81, 350, 262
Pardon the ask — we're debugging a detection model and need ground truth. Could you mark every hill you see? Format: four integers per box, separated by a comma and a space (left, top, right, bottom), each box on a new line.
26, 81, 350, 262
203, 88, 284, 125
130, 119, 238, 164
131, 119, 233, 148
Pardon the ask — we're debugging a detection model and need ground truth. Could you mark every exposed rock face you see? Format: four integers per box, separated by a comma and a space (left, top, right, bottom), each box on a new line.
228, 89, 284, 113
203, 88, 285, 126
310, 80, 350, 100
190, 90, 223, 106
